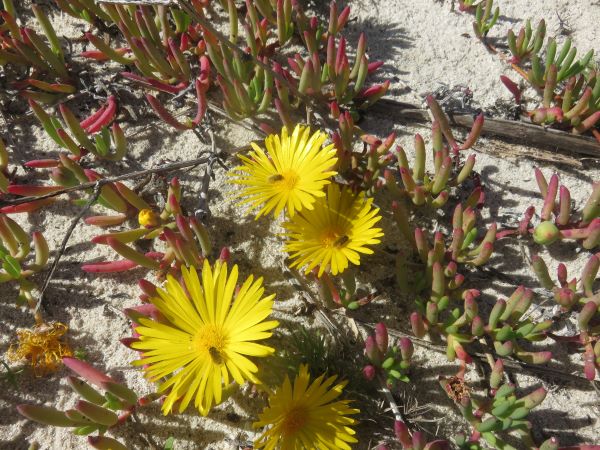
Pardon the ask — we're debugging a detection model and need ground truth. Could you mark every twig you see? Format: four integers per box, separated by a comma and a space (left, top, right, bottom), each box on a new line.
194, 127, 226, 220
378, 374, 405, 422
34, 184, 102, 314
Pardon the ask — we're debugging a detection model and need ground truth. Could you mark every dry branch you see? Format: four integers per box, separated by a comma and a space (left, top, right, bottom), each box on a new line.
0, 151, 246, 207
371, 99, 600, 158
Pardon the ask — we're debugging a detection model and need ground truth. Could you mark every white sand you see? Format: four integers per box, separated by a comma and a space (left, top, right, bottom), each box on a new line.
1, 1, 599, 449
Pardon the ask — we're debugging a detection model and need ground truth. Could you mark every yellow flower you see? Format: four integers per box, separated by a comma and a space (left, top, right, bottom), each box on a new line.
138, 208, 160, 228
7, 322, 72, 376
131, 260, 279, 415
283, 183, 383, 277
229, 125, 338, 218
253, 364, 359, 449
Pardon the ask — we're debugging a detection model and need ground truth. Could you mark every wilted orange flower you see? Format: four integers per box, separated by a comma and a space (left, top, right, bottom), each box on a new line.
7, 322, 72, 376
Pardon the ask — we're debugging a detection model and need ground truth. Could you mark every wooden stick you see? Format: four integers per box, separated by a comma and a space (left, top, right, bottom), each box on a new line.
370, 98, 600, 158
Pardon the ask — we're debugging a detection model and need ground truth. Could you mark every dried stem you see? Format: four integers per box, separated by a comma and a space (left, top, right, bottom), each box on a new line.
0, 152, 246, 207
34, 184, 102, 314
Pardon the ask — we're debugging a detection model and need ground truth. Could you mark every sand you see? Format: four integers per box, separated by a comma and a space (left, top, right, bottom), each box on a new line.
1, 0, 599, 449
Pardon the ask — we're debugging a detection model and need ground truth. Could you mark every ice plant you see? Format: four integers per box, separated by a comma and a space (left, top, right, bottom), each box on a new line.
507, 19, 546, 64
28, 99, 126, 161
472, 0, 499, 39
500, 170, 600, 249
229, 125, 338, 218
253, 364, 359, 449
327, 103, 397, 191
8, 322, 72, 376
502, 22, 599, 137
0, 214, 49, 322
53, 0, 112, 26
531, 253, 600, 380
363, 323, 413, 387
129, 260, 279, 415
18, 357, 146, 444
83, 179, 212, 274
0, 1, 74, 102
390, 419, 448, 450
83, 3, 196, 88
397, 202, 496, 293
385, 119, 481, 210
442, 361, 547, 449
283, 182, 383, 277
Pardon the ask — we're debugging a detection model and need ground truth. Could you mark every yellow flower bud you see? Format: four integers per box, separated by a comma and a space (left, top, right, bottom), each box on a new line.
138, 209, 160, 228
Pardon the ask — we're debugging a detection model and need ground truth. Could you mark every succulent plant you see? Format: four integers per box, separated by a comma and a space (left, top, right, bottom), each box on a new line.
28, 98, 126, 161
0, 1, 75, 102
329, 96, 482, 201
144, 56, 210, 130
500, 170, 600, 249
456, 0, 478, 12
2, 0, 599, 447
400, 202, 496, 274
363, 323, 414, 387
503, 22, 598, 135
53, 0, 112, 26
82, 178, 211, 275
472, 0, 499, 40
0, 137, 11, 194
410, 285, 552, 366
13, 153, 144, 217
375, 419, 448, 450
507, 19, 546, 64
0, 213, 49, 321
17, 357, 150, 446
531, 253, 600, 380
441, 361, 547, 449
206, 27, 274, 121
481, 286, 552, 363
243, 0, 388, 122
84, 3, 195, 89
525, 37, 593, 88
384, 119, 481, 210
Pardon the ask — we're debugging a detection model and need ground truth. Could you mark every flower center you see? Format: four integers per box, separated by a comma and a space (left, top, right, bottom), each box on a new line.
320, 227, 349, 248
281, 405, 309, 436
268, 171, 299, 191
193, 324, 227, 365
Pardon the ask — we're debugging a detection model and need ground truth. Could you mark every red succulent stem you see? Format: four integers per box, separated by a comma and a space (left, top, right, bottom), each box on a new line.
8, 184, 64, 196
24, 159, 59, 168
145, 94, 190, 130
80, 105, 107, 130
500, 75, 522, 104
367, 61, 384, 73
84, 95, 118, 133
81, 260, 139, 273
0, 197, 56, 214
322, 272, 342, 305
192, 78, 207, 126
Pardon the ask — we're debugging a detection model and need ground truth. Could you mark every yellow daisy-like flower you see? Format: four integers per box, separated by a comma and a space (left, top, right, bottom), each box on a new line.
229, 124, 338, 218
253, 364, 359, 449
283, 183, 383, 277
131, 260, 279, 416
7, 322, 72, 377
